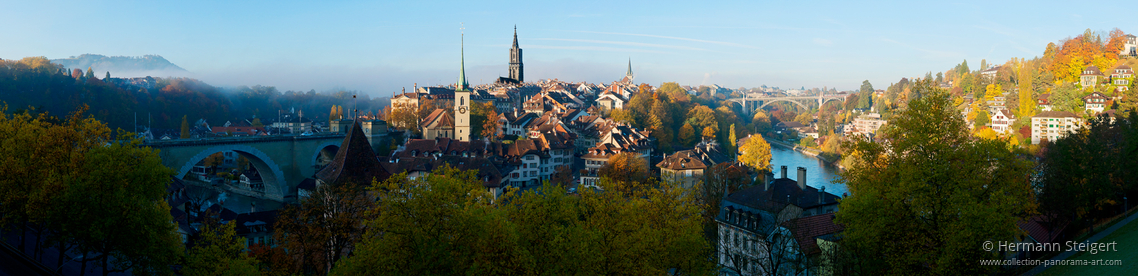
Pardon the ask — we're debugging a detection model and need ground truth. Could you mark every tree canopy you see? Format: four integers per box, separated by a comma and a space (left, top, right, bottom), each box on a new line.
835, 79, 1035, 275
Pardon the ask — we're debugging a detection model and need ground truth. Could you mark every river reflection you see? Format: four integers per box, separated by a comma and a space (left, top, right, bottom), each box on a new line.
768, 142, 849, 196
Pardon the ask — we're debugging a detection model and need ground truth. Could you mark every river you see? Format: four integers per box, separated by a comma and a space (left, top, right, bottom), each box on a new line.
768, 141, 849, 196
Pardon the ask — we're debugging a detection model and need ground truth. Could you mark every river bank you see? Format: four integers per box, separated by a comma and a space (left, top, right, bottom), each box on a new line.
763, 135, 845, 171
764, 137, 849, 195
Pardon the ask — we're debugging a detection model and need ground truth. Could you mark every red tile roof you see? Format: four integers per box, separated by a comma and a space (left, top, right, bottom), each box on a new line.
782, 213, 844, 255
1016, 214, 1068, 244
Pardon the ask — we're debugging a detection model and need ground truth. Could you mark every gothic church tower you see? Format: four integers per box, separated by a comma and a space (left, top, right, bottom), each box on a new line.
509, 26, 524, 83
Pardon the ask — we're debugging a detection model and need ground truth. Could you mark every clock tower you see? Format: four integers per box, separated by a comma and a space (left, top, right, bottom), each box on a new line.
455, 33, 472, 141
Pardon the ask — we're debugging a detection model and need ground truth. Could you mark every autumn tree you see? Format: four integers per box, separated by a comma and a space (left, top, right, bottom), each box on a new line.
85, 67, 95, 79
597, 152, 651, 193
738, 134, 772, 173
699, 163, 750, 247
204, 152, 224, 173
1014, 58, 1036, 118
687, 105, 718, 140
835, 79, 1035, 275
388, 105, 419, 133
728, 124, 738, 153
679, 123, 697, 147
417, 98, 439, 120
481, 105, 501, 141
274, 181, 374, 275
658, 82, 690, 103
180, 115, 190, 138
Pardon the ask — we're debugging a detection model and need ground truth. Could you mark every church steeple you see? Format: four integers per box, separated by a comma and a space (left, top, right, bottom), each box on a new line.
509, 25, 524, 83
455, 26, 472, 141
512, 25, 519, 48
457, 33, 470, 91
627, 58, 633, 77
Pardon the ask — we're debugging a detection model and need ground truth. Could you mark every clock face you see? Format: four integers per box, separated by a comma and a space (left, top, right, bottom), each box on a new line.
458, 106, 468, 114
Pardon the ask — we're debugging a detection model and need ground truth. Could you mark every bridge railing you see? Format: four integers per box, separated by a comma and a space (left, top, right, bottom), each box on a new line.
141, 133, 346, 147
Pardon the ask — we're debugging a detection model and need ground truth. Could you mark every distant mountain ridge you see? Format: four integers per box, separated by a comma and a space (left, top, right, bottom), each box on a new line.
52, 54, 188, 77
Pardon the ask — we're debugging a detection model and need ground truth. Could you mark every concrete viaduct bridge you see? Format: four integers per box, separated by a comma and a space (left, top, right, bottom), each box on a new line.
145, 134, 346, 202
726, 93, 847, 116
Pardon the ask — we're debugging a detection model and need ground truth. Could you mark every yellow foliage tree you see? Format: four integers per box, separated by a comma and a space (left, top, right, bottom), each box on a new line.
738, 135, 772, 172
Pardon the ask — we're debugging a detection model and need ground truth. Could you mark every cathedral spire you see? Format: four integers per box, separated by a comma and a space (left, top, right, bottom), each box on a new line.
512, 25, 519, 49
458, 33, 470, 91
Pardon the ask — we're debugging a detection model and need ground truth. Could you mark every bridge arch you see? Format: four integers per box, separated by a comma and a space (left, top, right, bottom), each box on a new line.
176, 145, 288, 200
759, 99, 809, 110
310, 141, 341, 173
819, 97, 843, 108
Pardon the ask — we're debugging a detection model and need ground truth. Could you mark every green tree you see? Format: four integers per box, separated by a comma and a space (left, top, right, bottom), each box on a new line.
835, 79, 1035, 275
752, 111, 772, 134
62, 135, 182, 276
184, 221, 261, 276
1035, 111, 1138, 236
800, 136, 816, 148
858, 80, 874, 109
336, 165, 713, 275
738, 134, 772, 172
104, 71, 110, 80
974, 109, 990, 127
85, 67, 95, 79
180, 115, 190, 138
1050, 82, 1085, 113
332, 166, 526, 275
250, 117, 263, 128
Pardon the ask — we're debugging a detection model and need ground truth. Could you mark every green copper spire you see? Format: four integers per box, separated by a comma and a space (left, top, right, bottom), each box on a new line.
457, 34, 470, 91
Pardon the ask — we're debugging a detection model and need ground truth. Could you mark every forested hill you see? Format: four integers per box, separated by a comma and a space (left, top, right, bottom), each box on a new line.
0, 57, 388, 132
52, 54, 189, 77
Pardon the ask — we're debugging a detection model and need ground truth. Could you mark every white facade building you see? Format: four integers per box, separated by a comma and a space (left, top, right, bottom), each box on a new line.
1031, 111, 1083, 144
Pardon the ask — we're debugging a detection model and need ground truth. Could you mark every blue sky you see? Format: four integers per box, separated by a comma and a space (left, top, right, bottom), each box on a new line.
2, 1, 1135, 96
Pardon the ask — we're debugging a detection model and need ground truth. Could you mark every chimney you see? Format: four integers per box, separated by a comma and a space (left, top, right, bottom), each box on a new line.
797, 167, 807, 190
781, 166, 787, 179
764, 171, 771, 191
819, 186, 825, 204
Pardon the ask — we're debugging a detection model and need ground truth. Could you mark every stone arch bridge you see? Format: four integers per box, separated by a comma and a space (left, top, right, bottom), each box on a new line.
726, 93, 847, 116
145, 134, 345, 202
